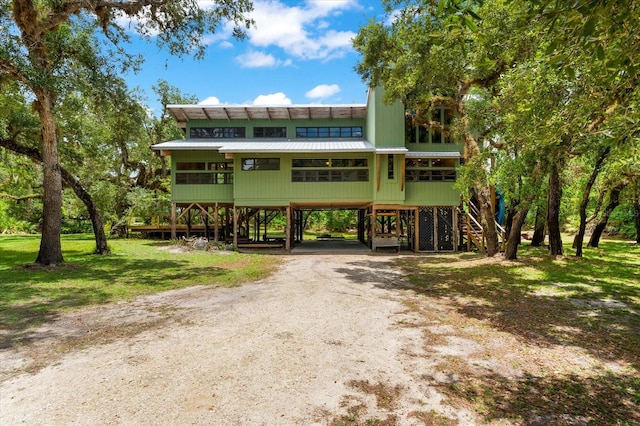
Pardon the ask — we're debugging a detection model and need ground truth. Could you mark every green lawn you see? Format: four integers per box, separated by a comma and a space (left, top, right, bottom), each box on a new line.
395, 239, 640, 425
0, 235, 279, 331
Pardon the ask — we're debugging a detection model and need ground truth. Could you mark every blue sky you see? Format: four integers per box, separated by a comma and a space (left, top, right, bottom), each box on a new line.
122, 1, 387, 113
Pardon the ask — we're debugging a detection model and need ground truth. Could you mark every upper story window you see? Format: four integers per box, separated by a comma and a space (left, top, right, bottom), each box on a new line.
253, 127, 287, 138
295, 126, 363, 138
291, 158, 369, 182
405, 158, 458, 182
405, 108, 453, 144
292, 158, 368, 168
190, 127, 246, 139
175, 161, 233, 185
241, 158, 280, 171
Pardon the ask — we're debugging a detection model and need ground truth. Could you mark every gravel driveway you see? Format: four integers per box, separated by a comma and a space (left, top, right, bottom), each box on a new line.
0, 253, 473, 425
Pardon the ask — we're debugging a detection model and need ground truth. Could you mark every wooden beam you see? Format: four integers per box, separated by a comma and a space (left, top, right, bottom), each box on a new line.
233, 207, 239, 249
214, 203, 219, 242
400, 155, 406, 191
376, 154, 381, 192
176, 203, 196, 221
171, 203, 177, 240
285, 206, 291, 251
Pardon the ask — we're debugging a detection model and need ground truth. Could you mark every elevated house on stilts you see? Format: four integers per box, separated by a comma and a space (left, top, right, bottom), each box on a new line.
151, 86, 464, 252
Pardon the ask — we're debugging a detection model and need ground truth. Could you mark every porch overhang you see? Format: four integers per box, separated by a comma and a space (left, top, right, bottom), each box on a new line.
151, 139, 377, 154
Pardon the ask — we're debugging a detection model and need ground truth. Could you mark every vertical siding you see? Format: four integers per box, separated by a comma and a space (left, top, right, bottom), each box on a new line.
367, 86, 405, 148
373, 154, 405, 204
187, 118, 367, 139
233, 153, 374, 206
405, 182, 461, 206
170, 152, 234, 203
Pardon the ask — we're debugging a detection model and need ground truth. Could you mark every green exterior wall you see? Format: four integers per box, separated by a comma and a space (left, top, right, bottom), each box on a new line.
373, 154, 405, 204
405, 182, 461, 206
233, 153, 374, 206
165, 86, 463, 208
366, 86, 405, 148
187, 118, 366, 139
170, 151, 234, 203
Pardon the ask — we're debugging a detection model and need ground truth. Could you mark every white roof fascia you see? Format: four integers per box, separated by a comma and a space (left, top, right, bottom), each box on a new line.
375, 147, 409, 154
151, 139, 377, 153
405, 151, 462, 158
218, 140, 376, 153
150, 140, 224, 151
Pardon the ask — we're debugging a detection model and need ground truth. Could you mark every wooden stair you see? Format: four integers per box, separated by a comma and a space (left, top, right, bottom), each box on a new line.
459, 201, 506, 253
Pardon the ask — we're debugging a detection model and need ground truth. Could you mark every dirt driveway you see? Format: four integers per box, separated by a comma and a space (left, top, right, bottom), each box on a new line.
0, 253, 479, 425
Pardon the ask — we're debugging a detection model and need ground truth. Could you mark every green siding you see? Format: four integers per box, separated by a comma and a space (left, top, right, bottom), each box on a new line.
366, 86, 405, 148
373, 154, 405, 204
405, 182, 460, 206
165, 86, 462, 208
170, 152, 234, 203
233, 153, 374, 206
187, 118, 366, 139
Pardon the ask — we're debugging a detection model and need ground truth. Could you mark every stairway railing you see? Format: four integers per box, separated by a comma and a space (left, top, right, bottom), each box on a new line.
460, 200, 506, 253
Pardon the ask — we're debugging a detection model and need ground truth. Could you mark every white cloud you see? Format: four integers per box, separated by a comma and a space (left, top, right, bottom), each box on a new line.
253, 92, 292, 105
244, 0, 359, 61
305, 84, 341, 99
236, 50, 278, 68
198, 96, 221, 105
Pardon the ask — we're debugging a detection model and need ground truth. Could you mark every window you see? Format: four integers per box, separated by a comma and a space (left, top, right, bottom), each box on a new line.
292, 158, 368, 168
405, 108, 454, 144
241, 158, 280, 171
190, 127, 246, 138
295, 126, 363, 138
388, 155, 395, 180
253, 127, 287, 138
405, 158, 457, 182
292, 170, 369, 182
291, 157, 369, 182
175, 161, 233, 185
176, 162, 206, 170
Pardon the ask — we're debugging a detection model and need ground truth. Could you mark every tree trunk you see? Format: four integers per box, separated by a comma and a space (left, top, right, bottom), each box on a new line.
574, 147, 610, 257
34, 90, 64, 265
505, 207, 530, 260
460, 120, 498, 256
60, 170, 110, 254
588, 183, 626, 248
547, 161, 564, 256
478, 186, 500, 256
531, 205, 546, 246
634, 187, 640, 244
0, 137, 109, 255
504, 199, 520, 247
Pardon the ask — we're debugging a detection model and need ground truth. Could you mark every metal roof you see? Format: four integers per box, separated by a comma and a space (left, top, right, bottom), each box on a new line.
151, 139, 376, 153
405, 151, 462, 158
167, 104, 368, 125
375, 147, 409, 154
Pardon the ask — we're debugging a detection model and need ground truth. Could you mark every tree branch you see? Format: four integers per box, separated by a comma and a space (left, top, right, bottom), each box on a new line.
0, 192, 42, 201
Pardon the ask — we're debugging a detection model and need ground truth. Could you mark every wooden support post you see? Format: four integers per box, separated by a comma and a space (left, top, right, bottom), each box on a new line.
214, 203, 219, 242
285, 206, 291, 251
400, 155, 406, 192
186, 208, 192, 238
171, 203, 177, 240
376, 155, 381, 192
204, 206, 210, 239
233, 207, 239, 249
372, 207, 377, 239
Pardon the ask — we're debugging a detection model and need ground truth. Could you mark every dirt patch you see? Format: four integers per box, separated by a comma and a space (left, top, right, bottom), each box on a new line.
0, 253, 636, 425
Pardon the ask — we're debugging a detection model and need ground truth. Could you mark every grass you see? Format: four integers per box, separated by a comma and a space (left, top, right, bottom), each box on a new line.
0, 234, 279, 333
394, 238, 640, 425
